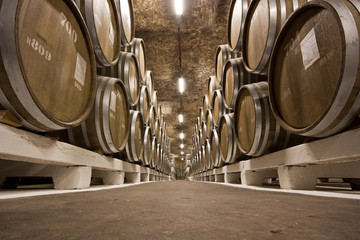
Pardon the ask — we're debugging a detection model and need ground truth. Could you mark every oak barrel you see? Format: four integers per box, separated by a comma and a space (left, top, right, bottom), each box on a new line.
205, 108, 214, 139
137, 85, 150, 126
227, 0, 252, 52
146, 70, 154, 103
0, 0, 96, 131
205, 139, 213, 170
150, 136, 158, 169
207, 76, 217, 101
75, 0, 121, 66
222, 57, 266, 109
143, 126, 152, 166
152, 91, 159, 116
219, 113, 245, 163
98, 52, 140, 106
211, 90, 226, 127
125, 110, 144, 163
148, 105, 157, 134
268, 0, 360, 137
242, 0, 308, 74
215, 44, 237, 87
68, 76, 130, 154
125, 38, 146, 82
234, 82, 302, 156
210, 129, 223, 168
114, 0, 135, 46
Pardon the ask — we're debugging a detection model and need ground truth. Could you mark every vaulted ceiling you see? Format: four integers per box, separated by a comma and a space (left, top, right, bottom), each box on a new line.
132, 0, 231, 159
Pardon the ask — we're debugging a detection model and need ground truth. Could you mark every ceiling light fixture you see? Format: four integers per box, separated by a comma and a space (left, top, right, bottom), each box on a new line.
180, 144, 184, 149
180, 132, 184, 139
181, 151, 184, 155
174, 0, 184, 16
178, 77, 185, 93
179, 114, 183, 123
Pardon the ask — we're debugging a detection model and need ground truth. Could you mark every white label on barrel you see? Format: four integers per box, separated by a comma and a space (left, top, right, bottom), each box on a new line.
109, 22, 115, 47
74, 52, 87, 87
300, 28, 320, 70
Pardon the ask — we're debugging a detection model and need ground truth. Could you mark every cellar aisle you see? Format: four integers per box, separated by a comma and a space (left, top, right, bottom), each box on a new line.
0, 181, 360, 240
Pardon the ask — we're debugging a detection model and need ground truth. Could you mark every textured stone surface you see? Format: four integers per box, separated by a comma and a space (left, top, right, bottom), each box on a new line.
133, 0, 231, 158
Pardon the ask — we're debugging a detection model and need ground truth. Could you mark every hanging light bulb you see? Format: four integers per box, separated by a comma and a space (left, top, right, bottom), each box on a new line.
174, 0, 184, 16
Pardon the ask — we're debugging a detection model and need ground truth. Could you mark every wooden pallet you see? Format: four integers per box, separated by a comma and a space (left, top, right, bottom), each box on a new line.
0, 124, 170, 190
191, 128, 360, 190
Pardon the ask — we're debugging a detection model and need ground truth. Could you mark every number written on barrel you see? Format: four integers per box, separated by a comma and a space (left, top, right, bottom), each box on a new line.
26, 37, 52, 61
60, 12, 78, 43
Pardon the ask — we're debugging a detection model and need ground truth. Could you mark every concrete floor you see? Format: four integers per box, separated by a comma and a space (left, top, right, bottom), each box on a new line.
0, 181, 359, 240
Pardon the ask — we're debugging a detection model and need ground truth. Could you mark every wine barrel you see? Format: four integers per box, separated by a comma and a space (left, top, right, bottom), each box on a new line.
148, 105, 156, 134
268, 0, 360, 138
202, 94, 211, 113
210, 129, 223, 168
154, 117, 161, 140
242, 0, 308, 74
146, 70, 154, 102
152, 91, 159, 115
67, 76, 130, 154
114, 0, 134, 46
234, 82, 302, 156
222, 57, 266, 110
215, 44, 237, 87
205, 109, 214, 139
125, 38, 146, 82
219, 113, 245, 164
75, 0, 121, 66
204, 139, 213, 170
211, 90, 226, 127
137, 85, 150, 126
200, 146, 206, 172
207, 76, 217, 101
199, 107, 205, 123
156, 144, 162, 171
150, 136, 158, 169
201, 120, 207, 145
125, 110, 144, 163
0, 0, 96, 131
98, 52, 140, 106
227, 0, 252, 52
143, 126, 152, 166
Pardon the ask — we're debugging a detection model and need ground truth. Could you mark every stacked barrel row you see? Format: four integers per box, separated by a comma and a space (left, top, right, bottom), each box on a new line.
190, 0, 360, 175
0, 0, 172, 175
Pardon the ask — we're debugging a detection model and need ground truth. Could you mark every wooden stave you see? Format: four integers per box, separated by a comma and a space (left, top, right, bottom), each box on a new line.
227, 0, 252, 52
75, 0, 121, 66
0, 0, 97, 131
137, 85, 150, 126
125, 110, 144, 163
114, 0, 135, 46
199, 107, 205, 123
242, 0, 308, 75
68, 76, 130, 154
268, 0, 360, 138
125, 38, 146, 82
143, 125, 152, 166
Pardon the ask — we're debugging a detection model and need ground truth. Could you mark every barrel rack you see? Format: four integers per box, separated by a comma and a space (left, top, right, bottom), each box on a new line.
190, 128, 360, 190
0, 123, 171, 190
